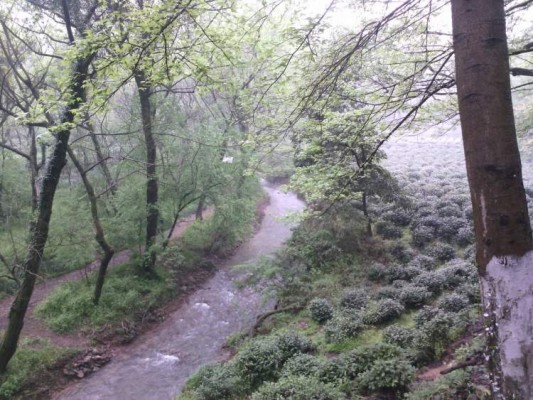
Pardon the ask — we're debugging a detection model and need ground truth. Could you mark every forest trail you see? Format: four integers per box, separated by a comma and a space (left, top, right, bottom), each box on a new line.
52, 185, 304, 400
0, 209, 213, 348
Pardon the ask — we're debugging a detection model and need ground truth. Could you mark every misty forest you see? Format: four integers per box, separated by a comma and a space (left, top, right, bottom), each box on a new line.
0, 0, 533, 399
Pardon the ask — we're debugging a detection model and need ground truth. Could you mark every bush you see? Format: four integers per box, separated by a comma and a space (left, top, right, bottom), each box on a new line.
388, 242, 415, 263
456, 282, 481, 303
410, 254, 436, 270
282, 354, 324, 378
251, 376, 347, 400
440, 259, 476, 288
358, 358, 415, 395
386, 264, 423, 283
309, 298, 334, 324
367, 263, 387, 282
399, 285, 432, 308
375, 286, 402, 301
414, 306, 440, 328
413, 270, 446, 294
341, 343, 404, 378
437, 204, 463, 218
189, 364, 245, 400
456, 226, 474, 246
234, 334, 310, 389
411, 225, 435, 248
425, 243, 456, 262
324, 314, 366, 343
383, 325, 417, 348
417, 311, 462, 360
376, 221, 403, 239
382, 209, 412, 227
362, 299, 404, 325
437, 293, 470, 312
339, 289, 369, 311
276, 332, 314, 359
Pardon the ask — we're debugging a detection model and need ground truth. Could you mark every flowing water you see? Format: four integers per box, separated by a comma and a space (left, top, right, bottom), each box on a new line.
54, 184, 304, 400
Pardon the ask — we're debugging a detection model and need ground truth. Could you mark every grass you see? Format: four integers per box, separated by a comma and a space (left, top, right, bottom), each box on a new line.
35, 262, 175, 334
0, 337, 78, 400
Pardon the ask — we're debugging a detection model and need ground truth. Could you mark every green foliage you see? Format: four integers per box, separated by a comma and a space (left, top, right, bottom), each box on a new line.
340, 343, 405, 379
251, 376, 347, 400
399, 284, 432, 308
405, 370, 490, 400
233, 332, 312, 390
362, 299, 404, 325
35, 263, 174, 333
357, 358, 415, 395
382, 325, 417, 348
185, 364, 245, 400
339, 289, 368, 311
324, 314, 366, 343
308, 298, 334, 324
0, 338, 75, 399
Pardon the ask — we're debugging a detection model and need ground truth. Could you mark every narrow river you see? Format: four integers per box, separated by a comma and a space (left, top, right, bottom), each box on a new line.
53, 184, 304, 400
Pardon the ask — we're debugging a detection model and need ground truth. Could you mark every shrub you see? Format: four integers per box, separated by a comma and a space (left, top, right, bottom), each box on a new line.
411, 225, 435, 248
189, 364, 245, 400
375, 286, 402, 301
341, 343, 404, 378
234, 337, 286, 389
362, 299, 404, 325
309, 298, 334, 324
414, 306, 440, 328
358, 358, 415, 395
251, 376, 347, 400
382, 209, 412, 227
399, 285, 432, 308
440, 259, 476, 288
417, 311, 462, 360
410, 254, 436, 270
437, 293, 470, 312
413, 271, 446, 294
386, 264, 423, 283
425, 243, 456, 262
367, 263, 387, 282
324, 314, 365, 343
376, 221, 403, 239
456, 282, 481, 303
339, 289, 369, 311
383, 325, 417, 348
275, 332, 314, 359
437, 204, 463, 218
388, 242, 415, 263
456, 226, 474, 246
282, 354, 324, 378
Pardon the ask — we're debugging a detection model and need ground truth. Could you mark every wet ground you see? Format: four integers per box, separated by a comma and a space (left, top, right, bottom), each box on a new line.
53, 184, 304, 400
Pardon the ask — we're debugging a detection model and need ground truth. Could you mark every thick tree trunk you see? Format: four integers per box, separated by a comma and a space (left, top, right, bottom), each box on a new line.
67, 146, 114, 305
0, 57, 91, 372
134, 71, 159, 273
451, 0, 533, 398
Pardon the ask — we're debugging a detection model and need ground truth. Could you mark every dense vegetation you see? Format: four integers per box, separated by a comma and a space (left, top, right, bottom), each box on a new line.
179, 139, 533, 399
0, 0, 532, 398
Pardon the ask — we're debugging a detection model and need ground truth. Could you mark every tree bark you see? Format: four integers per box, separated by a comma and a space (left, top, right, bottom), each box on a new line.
451, 0, 533, 397
67, 146, 114, 305
134, 71, 159, 273
0, 56, 92, 372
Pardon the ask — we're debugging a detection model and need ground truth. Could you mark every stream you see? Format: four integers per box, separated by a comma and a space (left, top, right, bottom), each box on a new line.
53, 183, 305, 400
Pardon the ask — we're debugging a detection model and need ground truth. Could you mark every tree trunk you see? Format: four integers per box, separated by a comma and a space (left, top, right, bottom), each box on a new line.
87, 121, 116, 197
361, 191, 372, 237
195, 194, 206, 221
0, 57, 92, 372
134, 71, 158, 273
451, 0, 533, 397
67, 146, 114, 305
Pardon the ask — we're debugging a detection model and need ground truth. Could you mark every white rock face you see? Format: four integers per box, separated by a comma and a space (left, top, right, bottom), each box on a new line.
481, 252, 533, 399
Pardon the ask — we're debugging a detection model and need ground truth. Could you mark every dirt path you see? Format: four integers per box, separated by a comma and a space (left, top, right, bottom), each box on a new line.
0, 210, 212, 348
